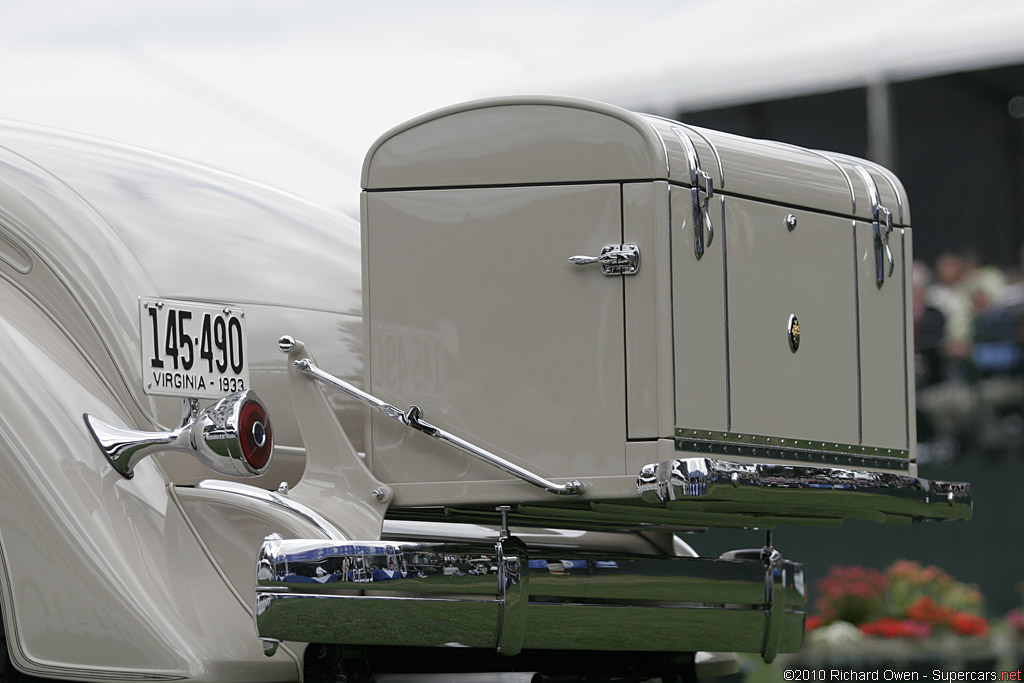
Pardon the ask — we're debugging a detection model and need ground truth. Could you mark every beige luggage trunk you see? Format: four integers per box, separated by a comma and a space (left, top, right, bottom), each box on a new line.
357, 97, 965, 527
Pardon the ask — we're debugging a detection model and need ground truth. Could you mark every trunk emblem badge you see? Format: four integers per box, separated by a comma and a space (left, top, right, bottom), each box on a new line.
788, 314, 801, 353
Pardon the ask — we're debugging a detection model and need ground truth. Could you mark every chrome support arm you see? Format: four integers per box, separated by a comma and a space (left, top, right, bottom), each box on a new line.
290, 354, 584, 496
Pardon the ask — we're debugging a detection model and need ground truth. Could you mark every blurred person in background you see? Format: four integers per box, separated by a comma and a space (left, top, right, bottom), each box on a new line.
919, 249, 1024, 460
928, 252, 973, 379
967, 260, 1024, 458
918, 252, 974, 459
914, 262, 947, 390
913, 262, 947, 445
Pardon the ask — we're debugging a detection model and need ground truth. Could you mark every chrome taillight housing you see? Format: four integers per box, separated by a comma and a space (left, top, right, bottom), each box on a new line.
85, 389, 274, 478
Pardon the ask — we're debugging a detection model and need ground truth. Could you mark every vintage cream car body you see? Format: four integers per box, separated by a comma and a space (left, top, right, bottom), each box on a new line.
0, 97, 970, 682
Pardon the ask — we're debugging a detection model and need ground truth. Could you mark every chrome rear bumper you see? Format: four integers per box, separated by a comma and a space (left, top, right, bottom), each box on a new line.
255, 536, 805, 661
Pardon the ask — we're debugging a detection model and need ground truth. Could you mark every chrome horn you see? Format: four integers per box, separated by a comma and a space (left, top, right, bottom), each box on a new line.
84, 389, 273, 479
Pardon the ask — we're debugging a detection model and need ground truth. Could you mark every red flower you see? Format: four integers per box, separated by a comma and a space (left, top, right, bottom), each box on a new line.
805, 615, 825, 632
950, 612, 988, 637
859, 618, 930, 639
905, 596, 953, 626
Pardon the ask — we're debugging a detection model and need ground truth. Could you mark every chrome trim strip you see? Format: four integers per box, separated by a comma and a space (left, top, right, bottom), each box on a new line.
254, 535, 805, 659
875, 166, 905, 225
653, 120, 672, 177
196, 479, 347, 541
765, 144, 856, 216
807, 149, 856, 215
861, 163, 881, 204
637, 457, 972, 522
637, 113, 677, 178
674, 124, 726, 189
286, 349, 583, 496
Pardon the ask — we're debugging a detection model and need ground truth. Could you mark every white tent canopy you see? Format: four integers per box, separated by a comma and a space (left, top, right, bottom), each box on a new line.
1, 1, 1022, 214
525, 0, 1024, 115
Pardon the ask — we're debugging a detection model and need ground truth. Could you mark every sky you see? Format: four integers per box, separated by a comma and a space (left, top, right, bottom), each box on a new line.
2, 1, 1023, 216
0, 1, 677, 215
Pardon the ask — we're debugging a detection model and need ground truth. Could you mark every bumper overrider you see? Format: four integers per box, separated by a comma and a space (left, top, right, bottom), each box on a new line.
255, 535, 805, 662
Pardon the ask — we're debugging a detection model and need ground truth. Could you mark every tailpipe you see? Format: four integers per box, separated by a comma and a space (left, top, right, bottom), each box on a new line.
84, 389, 273, 478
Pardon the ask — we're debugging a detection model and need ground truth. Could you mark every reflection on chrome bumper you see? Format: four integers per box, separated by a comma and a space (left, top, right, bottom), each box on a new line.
637, 458, 972, 524
255, 536, 804, 661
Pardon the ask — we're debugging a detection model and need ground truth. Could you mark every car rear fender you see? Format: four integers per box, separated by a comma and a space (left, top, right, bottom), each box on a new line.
0, 282, 300, 681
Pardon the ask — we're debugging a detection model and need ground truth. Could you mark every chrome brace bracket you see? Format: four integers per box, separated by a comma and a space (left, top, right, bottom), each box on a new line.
290, 354, 584, 496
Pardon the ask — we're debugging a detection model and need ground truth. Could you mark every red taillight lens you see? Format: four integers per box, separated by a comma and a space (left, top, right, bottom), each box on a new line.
238, 399, 273, 471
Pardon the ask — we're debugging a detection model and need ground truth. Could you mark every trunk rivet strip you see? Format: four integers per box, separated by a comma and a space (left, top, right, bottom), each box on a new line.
674, 427, 909, 470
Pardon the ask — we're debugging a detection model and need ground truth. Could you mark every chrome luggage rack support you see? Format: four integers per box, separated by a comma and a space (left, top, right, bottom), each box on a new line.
280, 336, 583, 496
637, 457, 972, 523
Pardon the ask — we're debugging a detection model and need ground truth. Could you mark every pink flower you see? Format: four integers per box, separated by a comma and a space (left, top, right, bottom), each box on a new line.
815, 565, 887, 625
1005, 608, 1024, 633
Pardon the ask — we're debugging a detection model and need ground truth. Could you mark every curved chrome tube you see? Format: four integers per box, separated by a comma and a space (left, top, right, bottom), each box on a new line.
284, 343, 583, 496
196, 479, 347, 541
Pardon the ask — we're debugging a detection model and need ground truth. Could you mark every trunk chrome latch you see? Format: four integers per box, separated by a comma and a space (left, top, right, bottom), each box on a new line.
672, 126, 715, 260
854, 165, 895, 287
873, 205, 895, 287
568, 243, 640, 276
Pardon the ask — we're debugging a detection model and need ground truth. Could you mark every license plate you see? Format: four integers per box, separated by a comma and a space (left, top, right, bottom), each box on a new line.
140, 298, 250, 399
